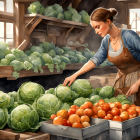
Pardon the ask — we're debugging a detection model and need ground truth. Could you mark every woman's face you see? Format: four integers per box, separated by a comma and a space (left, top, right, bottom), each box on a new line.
90, 20, 110, 37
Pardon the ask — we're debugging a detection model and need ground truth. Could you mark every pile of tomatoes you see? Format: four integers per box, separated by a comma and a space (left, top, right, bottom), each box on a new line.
92, 99, 140, 122
50, 100, 140, 129
50, 102, 95, 128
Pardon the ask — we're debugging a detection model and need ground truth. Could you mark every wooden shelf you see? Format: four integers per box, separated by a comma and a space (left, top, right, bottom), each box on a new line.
24, 14, 88, 27
0, 128, 50, 140
0, 64, 116, 80
7, 66, 63, 80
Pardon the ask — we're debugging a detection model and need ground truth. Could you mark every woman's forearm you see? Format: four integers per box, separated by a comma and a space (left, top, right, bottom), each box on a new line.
74, 60, 96, 77
136, 78, 140, 86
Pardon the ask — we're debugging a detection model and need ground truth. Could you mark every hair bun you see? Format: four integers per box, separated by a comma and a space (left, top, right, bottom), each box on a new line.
109, 8, 118, 17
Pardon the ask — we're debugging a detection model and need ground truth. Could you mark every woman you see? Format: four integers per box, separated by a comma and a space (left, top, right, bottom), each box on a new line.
63, 7, 140, 105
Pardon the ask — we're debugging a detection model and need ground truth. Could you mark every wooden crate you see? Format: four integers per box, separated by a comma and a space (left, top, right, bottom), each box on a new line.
0, 128, 50, 140
89, 73, 117, 87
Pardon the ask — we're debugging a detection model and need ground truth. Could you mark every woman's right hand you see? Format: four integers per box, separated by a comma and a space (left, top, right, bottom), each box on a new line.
63, 74, 77, 86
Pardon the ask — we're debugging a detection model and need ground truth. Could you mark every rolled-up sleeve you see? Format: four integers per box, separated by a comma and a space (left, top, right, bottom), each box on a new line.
90, 36, 108, 67
123, 30, 140, 61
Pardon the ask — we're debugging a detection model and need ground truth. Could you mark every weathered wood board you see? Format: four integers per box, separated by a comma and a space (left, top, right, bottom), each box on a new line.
0, 128, 50, 140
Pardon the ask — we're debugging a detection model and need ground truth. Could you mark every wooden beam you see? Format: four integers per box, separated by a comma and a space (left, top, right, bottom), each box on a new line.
117, 0, 140, 3
41, 0, 49, 7
14, 2, 20, 47
65, 26, 74, 38
0, 11, 14, 23
59, 0, 67, 6
26, 17, 42, 35
25, 17, 35, 27
128, 3, 140, 8
13, 0, 38, 2
72, 0, 82, 9
76, 24, 92, 43
62, 0, 74, 10
47, 21, 84, 29
17, 39, 28, 51
24, 14, 62, 22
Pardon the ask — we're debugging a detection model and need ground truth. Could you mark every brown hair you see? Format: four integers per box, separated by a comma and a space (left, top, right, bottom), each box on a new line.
90, 7, 118, 22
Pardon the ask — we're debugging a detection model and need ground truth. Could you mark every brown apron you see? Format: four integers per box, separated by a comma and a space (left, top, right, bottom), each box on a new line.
107, 29, 140, 106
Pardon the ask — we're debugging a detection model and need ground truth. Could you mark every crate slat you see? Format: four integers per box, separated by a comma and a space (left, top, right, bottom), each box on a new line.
0, 66, 13, 70
25, 133, 50, 140
0, 129, 20, 140
1, 129, 50, 140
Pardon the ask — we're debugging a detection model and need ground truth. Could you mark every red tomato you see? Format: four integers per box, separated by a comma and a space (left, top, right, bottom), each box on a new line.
92, 106, 98, 115
94, 102, 99, 107
120, 111, 129, 121
68, 109, 76, 116
113, 116, 122, 122
97, 110, 106, 118
127, 108, 137, 117
136, 107, 140, 113
80, 104, 85, 109
111, 108, 120, 116
107, 114, 113, 120
70, 105, 79, 111
122, 104, 130, 111
63, 119, 68, 126
84, 108, 93, 117
67, 120, 72, 127
50, 114, 57, 120
131, 104, 136, 107
114, 102, 122, 109
107, 111, 111, 115
101, 103, 110, 112
97, 106, 102, 111
109, 103, 117, 110
84, 101, 93, 109
98, 100, 105, 106
103, 116, 108, 120
119, 109, 123, 114
91, 115, 98, 118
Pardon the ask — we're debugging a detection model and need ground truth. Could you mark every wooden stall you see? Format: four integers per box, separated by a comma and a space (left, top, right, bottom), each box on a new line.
0, 0, 100, 80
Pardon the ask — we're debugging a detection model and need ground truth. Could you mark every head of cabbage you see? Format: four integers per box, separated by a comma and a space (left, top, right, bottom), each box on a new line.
17, 82, 45, 104
70, 79, 93, 97
0, 91, 14, 109
8, 104, 41, 132
32, 94, 62, 121
55, 84, 79, 102
74, 97, 89, 107
0, 108, 8, 129
99, 86, 115, 99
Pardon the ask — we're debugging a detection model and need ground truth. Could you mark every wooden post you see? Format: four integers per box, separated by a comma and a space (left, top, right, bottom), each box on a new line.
14, 2, 30, 48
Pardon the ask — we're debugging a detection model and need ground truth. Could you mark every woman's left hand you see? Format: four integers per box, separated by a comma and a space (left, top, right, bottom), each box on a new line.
126, 82, 140, 97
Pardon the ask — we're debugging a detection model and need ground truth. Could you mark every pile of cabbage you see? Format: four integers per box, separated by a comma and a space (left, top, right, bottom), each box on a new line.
0, 79, 132, 132
0, 82, 44, 132
28, 1, 90, 24
0, 41, 96, 79
0, 41, 114, 79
